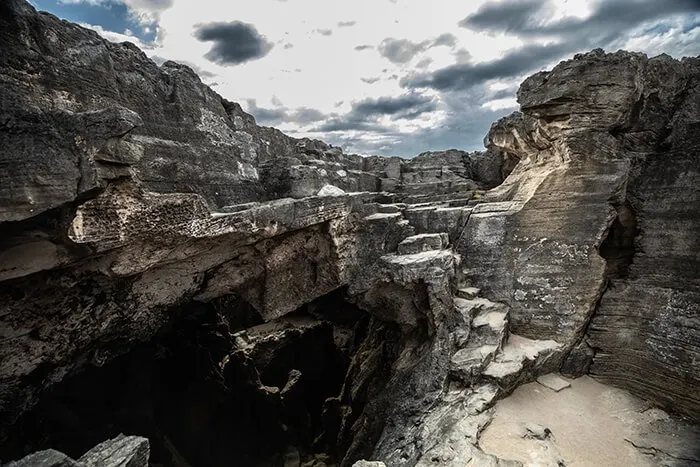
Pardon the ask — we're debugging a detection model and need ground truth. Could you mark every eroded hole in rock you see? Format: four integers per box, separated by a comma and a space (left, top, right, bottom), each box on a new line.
599, 202, 638, 280
1, 289, 398, 467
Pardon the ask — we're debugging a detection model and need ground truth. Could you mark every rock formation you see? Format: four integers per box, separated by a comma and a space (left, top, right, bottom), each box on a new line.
0, 1, 698, 466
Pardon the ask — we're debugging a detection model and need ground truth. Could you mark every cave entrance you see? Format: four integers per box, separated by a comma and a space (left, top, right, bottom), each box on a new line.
599, 202, 638, 279
1, 288, 387, 467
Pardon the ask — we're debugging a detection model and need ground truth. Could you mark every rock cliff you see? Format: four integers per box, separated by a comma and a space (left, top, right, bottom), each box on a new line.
0, 1, 698, 466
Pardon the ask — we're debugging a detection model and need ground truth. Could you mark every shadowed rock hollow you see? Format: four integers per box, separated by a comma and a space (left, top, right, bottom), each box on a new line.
0, 1, 698, 466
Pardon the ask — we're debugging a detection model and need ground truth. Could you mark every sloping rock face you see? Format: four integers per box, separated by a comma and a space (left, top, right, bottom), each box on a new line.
459, 49, 700, 419
0, 1, 698, 465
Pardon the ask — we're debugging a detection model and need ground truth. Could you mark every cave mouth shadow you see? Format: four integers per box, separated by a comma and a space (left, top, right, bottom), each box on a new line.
1, 288, 372, 467
599, 201, 638, 280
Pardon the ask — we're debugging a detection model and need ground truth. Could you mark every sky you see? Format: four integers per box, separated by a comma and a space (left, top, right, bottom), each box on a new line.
30, 0, 700, 157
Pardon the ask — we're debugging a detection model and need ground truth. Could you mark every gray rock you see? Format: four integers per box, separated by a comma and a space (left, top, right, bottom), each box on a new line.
536, 374, 571, 392
5, 436, 149, 467
318, 184, 346, 196
5, 450, 79, 467
77, 434, 149, 467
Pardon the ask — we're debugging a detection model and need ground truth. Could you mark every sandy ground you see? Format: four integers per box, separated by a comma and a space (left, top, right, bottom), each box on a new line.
479, 375, 700, 467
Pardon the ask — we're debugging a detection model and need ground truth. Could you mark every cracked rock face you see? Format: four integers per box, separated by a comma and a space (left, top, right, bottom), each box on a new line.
0, 2, 698, 466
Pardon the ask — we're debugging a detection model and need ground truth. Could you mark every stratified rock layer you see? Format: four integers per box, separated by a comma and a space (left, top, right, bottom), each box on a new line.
463, 49, 700, 419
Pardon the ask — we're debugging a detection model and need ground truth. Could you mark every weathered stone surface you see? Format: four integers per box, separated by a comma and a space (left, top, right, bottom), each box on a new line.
6, 435, 149, 467
458, 49, 700, 420
5, 449, 79, 467
77, 434, 149, 467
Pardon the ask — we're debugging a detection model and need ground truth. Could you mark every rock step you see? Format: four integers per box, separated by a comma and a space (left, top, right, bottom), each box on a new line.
397, 232, 449, 255
482, 334, 561, 390
470, 308, 509, 349
450, 344, 500, 383
453, 296, 507, 316
376, 203, 405, 213
456, 286, 481, 300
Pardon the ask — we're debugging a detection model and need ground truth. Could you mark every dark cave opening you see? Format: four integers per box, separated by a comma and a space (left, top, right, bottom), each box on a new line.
0, 288, 393, 467
599, 202, 639, 280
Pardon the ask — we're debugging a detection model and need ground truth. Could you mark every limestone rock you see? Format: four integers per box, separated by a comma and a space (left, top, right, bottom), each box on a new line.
6, 436, 149, 467
77, 435, 149, 467
318, 184, 346, 197
5, 450, 79, 467
536, 374, 571, 392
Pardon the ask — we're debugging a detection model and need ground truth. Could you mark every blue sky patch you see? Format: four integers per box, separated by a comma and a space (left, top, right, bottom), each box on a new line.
29, 0, 157, 42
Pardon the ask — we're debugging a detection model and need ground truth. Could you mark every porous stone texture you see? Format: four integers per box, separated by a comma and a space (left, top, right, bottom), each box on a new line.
0, 2, 698, 466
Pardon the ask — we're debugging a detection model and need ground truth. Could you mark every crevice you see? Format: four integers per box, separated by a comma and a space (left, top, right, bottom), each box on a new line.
561, 200, 640, 377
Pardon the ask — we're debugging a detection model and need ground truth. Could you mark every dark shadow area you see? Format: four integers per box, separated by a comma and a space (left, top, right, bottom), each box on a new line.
599, 202, 638, 280
0, 289, 386, 467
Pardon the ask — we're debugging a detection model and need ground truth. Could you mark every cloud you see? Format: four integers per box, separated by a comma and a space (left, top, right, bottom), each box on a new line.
458, 0, 545, 33
416, 57, 432, 69
246, 100, 327, 126
283, 43, 294, 49
308, 92, 436, 136
314, 28, 333, 36
460, 0, 700, 41
337, 20, 356, 27
378, 38, 429, 64
361, 77, 381, 84
408, 0, 700, 93
402, 42, 571, 91
354, 44, 373, 51
432, 33, 457, 47
312, 119, 392, 133
194, 21, 273, 65
352, 93, 437, 119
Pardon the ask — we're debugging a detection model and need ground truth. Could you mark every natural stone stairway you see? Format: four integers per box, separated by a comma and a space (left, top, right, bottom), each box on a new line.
408, 281, 564, 466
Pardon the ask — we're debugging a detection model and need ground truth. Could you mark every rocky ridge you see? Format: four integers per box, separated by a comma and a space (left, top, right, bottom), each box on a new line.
0, 1, 699, 466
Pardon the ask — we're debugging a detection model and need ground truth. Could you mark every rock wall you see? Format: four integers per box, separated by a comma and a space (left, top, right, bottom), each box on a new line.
459, 49, 700, 419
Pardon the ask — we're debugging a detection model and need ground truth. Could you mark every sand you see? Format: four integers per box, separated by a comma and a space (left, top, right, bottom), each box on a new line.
478, 375, 699, 467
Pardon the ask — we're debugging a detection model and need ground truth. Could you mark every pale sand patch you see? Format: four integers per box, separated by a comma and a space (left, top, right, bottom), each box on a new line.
479, 375, 699, 467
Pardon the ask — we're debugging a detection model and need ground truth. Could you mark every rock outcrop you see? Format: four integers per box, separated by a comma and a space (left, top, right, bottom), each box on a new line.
0, 1, 698, 466
462, 49, 700, 419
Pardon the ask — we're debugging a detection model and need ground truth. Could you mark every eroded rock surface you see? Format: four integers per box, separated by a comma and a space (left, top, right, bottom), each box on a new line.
0, 1, 698, 466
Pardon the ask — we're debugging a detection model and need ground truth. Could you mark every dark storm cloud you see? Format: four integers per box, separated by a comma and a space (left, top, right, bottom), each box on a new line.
246, 100, 327, 126
460, 0, 700, 40
458, 0, 545, 33
352, 94, 436, 118
338, 20, 357, 27
409, 0, 700, 92
310, 93, 436, 134
194, 21, 273, 65
354, 44, 374, 51
402, 42, 571, 91
378, 38, 429, 64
